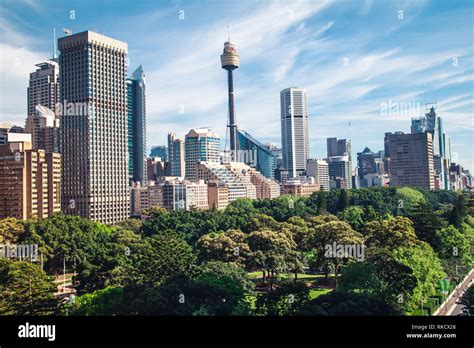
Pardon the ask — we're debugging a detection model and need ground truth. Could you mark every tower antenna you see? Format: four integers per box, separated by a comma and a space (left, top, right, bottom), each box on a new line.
227, 25, 230, 41
53, 28, 57, 59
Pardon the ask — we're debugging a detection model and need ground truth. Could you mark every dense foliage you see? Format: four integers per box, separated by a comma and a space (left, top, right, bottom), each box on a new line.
0, 187, 472, 316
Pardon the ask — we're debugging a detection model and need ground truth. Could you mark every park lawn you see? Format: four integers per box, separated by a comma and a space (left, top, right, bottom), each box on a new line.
248, 271, 325, 280
309, 288, 332, 299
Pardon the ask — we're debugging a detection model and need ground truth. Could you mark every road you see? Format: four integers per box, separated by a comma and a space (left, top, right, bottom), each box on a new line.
435, 270, 473, 316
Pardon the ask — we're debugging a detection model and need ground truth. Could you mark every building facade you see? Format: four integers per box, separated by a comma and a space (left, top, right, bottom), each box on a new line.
385, 132, 435, 189
280, 87, 309, 178
25, 105, 60, 153
185, 128, 220, 181
126, 66, 147, 184
0, 140, 61, 220
150, 145, 167, 161
27, 59, 60, 119
162, 178, 208, 211
328, 155, 352, 189
306, 159, 330, 191
59, 31, 129, 224
168, 133, 185, 177
237, 128, 278, 179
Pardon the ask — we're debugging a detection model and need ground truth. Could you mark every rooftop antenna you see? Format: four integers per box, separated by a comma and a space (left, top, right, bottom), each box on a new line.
53, 28, 57, 59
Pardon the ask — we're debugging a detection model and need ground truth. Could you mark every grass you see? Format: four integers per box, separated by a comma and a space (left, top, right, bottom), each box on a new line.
248, 271, 326, 280
309, 288, 332, 299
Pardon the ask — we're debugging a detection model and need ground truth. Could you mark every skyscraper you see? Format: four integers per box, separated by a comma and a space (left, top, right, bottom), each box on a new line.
59, 31, 129, 224
27, 59, 60, 118
411, 105, 450, 190
126, 65, 147, 184
168, 133, 185, 177
327, 137, 352, 188
327, 137, 351, 158
185, 128, 220, 181
328, 156, 351, 189
385, 132, 435, 189
26, 60, 60, 152
221, 38, 239, 156
280, 87, 309, 178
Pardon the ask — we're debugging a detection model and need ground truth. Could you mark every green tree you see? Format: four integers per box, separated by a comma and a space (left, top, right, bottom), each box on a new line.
339, 206, 365, 231
448, 193, 468, 229
435, 225, 471, 265
67, 286, 123, 315
392, 243, 445, 310
0, 217, 24, 244
255, 282, 310, 315
364, 216, 419, 248
336, 189, 349, 212
196, 229, 249, 266
409, 202, 447, 246
247, 229, 296, 288
127, 233, 195, 286
395, 187, 425, 213
298, 291, 402, 315
0, 259, 58, 315
311, 220, 364, 284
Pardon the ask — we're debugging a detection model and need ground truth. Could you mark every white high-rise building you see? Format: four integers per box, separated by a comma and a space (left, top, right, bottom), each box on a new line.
306, 159, 330, 191
185, 128, 220, 181
168, 132, 185, 177
280, 87, 309, 178
59, 31, 129, 224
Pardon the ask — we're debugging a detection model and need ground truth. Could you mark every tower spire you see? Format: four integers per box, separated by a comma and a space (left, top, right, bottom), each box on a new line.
53, 28, 57, 59
227, 25, 230, 41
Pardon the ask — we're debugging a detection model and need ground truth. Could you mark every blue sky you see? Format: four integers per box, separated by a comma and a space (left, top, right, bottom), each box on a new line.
0, 0, 473, 170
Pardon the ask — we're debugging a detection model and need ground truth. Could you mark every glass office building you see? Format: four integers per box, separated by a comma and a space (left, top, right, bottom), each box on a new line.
237, 128, 278, 179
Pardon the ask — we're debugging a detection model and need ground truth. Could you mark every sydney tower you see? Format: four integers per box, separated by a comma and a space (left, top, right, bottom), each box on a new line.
220, 38, 240, 157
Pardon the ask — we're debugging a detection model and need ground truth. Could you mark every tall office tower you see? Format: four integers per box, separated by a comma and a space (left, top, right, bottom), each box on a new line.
126, 66, 147, 184
0, 140, 61, 220
59, 31, 129, 224
168, 133, 185, 177
25, 105, 60, 153
327, 137, 351, 158
411, 105, 450, 190
328, 155, 352, 189
185, 128, 220, 181
306, 159, 330, 191
326, 137, 352, 188
280, 87, 309, 177
236, 128, 278, 179
220, 38, 239, 156
27, 59, 60, 117
385, 132, 435, 189
150, 145, 167, 160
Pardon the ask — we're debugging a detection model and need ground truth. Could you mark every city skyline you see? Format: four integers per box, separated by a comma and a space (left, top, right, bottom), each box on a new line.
0, 0, 473, 172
